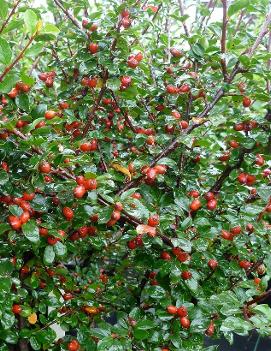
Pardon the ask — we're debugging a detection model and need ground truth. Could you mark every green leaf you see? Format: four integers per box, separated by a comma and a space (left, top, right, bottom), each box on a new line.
0, 72, 19, 93
0, 277, 11, 292
30, 336, 41, 350
1, 312, 15, 330
40, 23, 59, 36
107, 77, 120, 91
0, 169, 9, 185
9, 205, 23, 216
22, 220, 39, 243
0, 0, 8, 19
0, 38, 12, 65
15, 94, 30, 111
135, 319, 156, 330
228, 0, 249, 16
43, 245, 55, 264
0, 223, 10, 235
54, 242, 67, 257
24, 9, 38, 34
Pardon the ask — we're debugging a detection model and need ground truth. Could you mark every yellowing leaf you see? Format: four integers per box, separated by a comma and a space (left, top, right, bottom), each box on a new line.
28, 312, 37, 324
83, 306, 99, 315
111, 162, 131, 181
192, 117, 207, 125
96, 78, 104, 88
136, 224, 156, 237
36, 20, 43, 33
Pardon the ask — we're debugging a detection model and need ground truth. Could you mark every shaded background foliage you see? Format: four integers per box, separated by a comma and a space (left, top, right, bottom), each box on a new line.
0, 0, 271, 350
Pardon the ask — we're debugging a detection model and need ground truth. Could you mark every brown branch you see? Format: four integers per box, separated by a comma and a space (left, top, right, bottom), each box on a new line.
0, 0, 21, 35
220, 0, 228, 81
234, 9, 245, 36
82, 69, 108, 137
130, 4, 162, 46
247, 12, 271, 58
53, 0, 83, 31
247, 289, 271, 307
209, 147, 252, 193
117, 88, 225, 196
266, 30, 271, 94
51, 48, 69, 82
177, 0, 189, 37
199, 0, 217, 30
110, 21, 122, 53
0, 32, 37, 82
110, 90, 137, 133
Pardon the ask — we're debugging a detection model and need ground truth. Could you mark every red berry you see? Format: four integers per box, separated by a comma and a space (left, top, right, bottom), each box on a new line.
63, 207, 74, 221
255, 154, 265, 166
154, 164, 167, 174
121, 17, 131, 28
238, 173, 248, 184
127, 239, 137, 250
181, 271, 192, 280
74, 185, 86, 198
114, 202, 123, 211
221, 230, 233, 241
45, 110, 57, 120
8, 216, 22, 230
177, 306, 188, 317
246, 174, 256, 185
179, 84, 190, 93
180, 317, 190, 329
171, 110, 181, 119
166, 85, 177, 94
88, 78, 97, 88
120, 76, 132, 87
205, 321, 215, 336
229, 140, 239, 148
146, 168, 157, 182
246, 223, 254, 233
47, 236, 59, 245
179, 120, 189, 129
121, 9, 130, 17
234, 123, 244, 131
22, 192, 35, 201
12, 304, 22, 315
68, 339, 80, 351
160, 251, 171, 260
243, 96, 251, 107
135, 52, 143, 61
148, 214, 159, 227
127, 57, 139, 68
167, 305, 178, 315
84, 178, 97, 190
239, 260, 251, 270
230, 226, 241, 235
89, 42, 99, 54
208, 259, 218, 270
111, 210, 121, 221
39, 162, 51, 174
63, 292, 73, 301
254, 277, 261, 285
204, 192, 214, 201
207, 199, 217, 210
170, 48, 182, 57
190, 199, 201, 212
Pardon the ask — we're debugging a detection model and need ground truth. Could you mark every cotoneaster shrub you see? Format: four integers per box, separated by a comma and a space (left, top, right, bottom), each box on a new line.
0, 0, 271, 350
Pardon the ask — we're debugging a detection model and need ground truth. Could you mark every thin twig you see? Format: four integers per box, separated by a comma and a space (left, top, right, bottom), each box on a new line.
53, 0, 83, 31
0, 0, 21, 35
220, 0, 228, 81
130, 4, 162, 46
177, 0, 189, 36
0, 31, 38, 82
